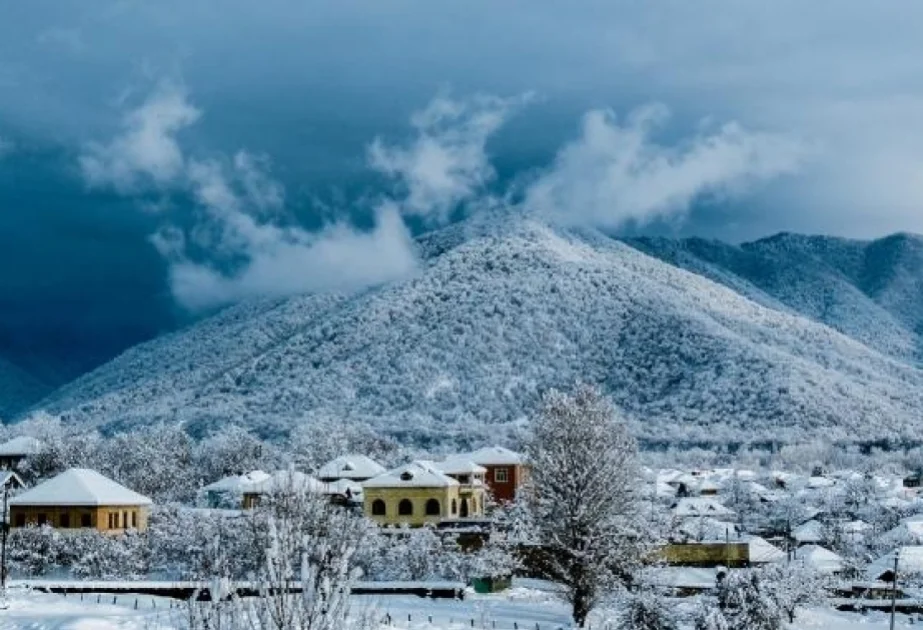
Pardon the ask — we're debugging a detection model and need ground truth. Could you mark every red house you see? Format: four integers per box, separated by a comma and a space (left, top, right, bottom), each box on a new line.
461, 446, 526, 503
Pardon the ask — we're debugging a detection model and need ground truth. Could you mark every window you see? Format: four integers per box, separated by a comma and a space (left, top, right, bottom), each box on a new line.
131, 512, 137, 528
108, 513, 117, 529
460, 498, 469, 518
494, 468, 509, 483
425, 499, 441, 516
37, 513, 47, 526
14, 513, 25, 527
60, 513, 70, 528
81, 513, 92, 528
372, 499, 387, 516
398, 499, 413, 516
123, 511, 129, 529
451, 499, 457, 515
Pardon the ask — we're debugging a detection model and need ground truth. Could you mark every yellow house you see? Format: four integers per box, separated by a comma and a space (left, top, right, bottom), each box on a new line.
363, 461, 482, 527
9, 468, 153, 533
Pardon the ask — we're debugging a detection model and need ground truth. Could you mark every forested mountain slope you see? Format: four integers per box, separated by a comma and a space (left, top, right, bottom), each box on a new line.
32, 218, 923, 447
628, 232, 923, 364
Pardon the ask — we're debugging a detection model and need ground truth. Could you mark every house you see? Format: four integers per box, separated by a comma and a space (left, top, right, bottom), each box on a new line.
660, 537, 782, 568
199, 470, 271, 509
8, 468, 152, 532
456, 446, 526, 502
672, 497, 735, 519
0, 436, 43, 469
867, 547, 923, 583
792, 519, 825, 546
0, 470, 24, 492
240, 470, 325, 509
794, 545, 845, 575
362, 461, 480, 526
317, 455, 386, 483
432, 456, 488, 518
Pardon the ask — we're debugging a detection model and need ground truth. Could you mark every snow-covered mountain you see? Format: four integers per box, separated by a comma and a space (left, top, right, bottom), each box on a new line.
628, 232, 923, 363
30, 218, 923, 447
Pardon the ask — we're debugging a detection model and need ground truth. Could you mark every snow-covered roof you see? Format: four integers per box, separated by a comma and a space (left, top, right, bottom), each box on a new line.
647, 567, 718, 590
323, 478, 363, 498
793, 519, 824, 544
244, 470, 325, 495
0, 436, 43, 457
433, 456, 487, 476
867, 547, 923, 580
9, 468, 152, 507
672, 498, 734, 518
794, 545, 844, 575
317, 455, 386, 481
201, 470, 270, 494
462, 446, 523, 466
363, 461, 459, 489
747, 536, 785, 564
0, 471, 24, 489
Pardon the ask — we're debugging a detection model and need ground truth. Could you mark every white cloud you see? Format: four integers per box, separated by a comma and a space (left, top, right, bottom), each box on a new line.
79, 83, 200, 192
525, 104, 807, 229
161, 203, 418, 312
368, 93, 528, 224
75, 87, 419, 312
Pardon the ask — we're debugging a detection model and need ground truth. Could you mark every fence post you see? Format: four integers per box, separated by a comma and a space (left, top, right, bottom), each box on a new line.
429, 616, 433, 624
134, 598, 138, 609
97, 594, 101, 604
471, 619, 475, 628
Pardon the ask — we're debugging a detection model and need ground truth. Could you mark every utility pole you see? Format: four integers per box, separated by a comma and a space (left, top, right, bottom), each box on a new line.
889, 551, 899, 630
0, 482, 9, 608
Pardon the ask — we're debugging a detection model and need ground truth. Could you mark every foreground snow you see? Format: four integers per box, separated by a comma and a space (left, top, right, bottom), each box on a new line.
0, 586, 920, 630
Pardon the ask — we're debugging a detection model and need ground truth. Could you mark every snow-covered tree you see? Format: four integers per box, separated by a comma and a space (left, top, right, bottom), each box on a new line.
613, 590, 678, 630
523, 384, 644, 627
691, 602, 729, 630
718, 564, 824, 629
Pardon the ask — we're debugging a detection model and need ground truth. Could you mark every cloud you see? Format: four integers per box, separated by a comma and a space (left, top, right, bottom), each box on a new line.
79, 83, 200, 192
368, 93, 528, 224
524, 104, 807, 229
84, 87, 418, 311
157, 155, 418, 311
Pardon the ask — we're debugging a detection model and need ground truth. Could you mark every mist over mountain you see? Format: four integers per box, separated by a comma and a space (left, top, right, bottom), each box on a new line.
29, 217, 923, 448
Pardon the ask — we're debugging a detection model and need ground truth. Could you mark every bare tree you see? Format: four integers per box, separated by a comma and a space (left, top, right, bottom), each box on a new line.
186, 470, 373, 630
524, 384, 644, 627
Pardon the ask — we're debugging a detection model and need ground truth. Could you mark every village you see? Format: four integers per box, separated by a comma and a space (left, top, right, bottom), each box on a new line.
4, 426, 923, 624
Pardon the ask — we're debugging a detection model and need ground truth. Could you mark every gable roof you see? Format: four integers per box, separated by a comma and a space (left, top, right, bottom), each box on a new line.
0, 471, 24, 490
0, 436, 43, 457
463, 446, 523, 466
434, 456, 487, 476
795, 545, 844, 574
672, 497, 734, 517
362, 461, 459, 489
201, 470, 270, 494
9, 468, 152, 507
317, 455, 386, 481
867, 547, 923, 580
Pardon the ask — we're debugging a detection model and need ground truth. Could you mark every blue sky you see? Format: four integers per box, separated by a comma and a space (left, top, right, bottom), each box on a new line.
2, 1, 923, 382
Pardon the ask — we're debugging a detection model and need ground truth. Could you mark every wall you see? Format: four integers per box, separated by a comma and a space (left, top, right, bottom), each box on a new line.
363, 486, 463, 527
660, 542, 749, 568
10, 505, 149, 533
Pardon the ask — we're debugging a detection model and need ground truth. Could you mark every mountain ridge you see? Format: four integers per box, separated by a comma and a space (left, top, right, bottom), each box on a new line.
24, 217, 923, 447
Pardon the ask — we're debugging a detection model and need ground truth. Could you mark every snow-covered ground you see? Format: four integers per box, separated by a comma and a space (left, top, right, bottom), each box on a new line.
0, 583, 920, 630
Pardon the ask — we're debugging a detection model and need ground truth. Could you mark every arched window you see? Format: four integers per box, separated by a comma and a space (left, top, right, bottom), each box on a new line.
451, 499, 458, 515
398, 499, 413, 516
372, 499, 387, 516
460, 498, 469, 518
425, 498, 441, 516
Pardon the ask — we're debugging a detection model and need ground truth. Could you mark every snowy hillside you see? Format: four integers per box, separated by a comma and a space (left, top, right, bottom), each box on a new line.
32, 218, 923, 446
629, 232, 923, 363
0, 356, 49, 420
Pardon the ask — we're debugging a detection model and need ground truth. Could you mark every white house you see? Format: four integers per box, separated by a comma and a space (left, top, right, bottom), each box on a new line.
794, 545, 845, 575
0, 436, 43, 469
317, 455, 386, 483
